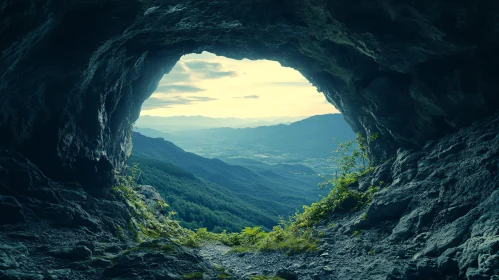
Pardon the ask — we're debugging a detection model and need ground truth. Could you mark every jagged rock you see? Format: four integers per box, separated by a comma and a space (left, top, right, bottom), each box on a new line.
0, 271, 44, 280
46, 269, 73, 280
69, 245, 93, 261
103, 251, 209, 280
49, 245, 92, 261
276, 269, 299, 280
90, 258, 113, 268
2, 0, 499, 186
0, 243, 27, 269
0, 196, 24, 225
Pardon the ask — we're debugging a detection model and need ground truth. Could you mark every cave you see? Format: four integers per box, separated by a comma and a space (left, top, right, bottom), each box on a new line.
1, 1, 498, 279
2, 0, 499, 189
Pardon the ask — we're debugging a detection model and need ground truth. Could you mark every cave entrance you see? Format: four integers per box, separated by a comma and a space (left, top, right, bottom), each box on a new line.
131, 52, 353, 232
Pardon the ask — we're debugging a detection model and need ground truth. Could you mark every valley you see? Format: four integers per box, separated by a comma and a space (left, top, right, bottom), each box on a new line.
130, 114, 354, 232
135, 114, 354, 177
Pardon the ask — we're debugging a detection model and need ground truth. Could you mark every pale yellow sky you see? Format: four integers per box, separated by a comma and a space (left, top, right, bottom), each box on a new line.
140, 52, 339, 118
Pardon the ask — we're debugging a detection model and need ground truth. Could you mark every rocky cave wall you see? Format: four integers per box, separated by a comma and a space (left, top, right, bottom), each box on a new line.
1, 0, 499, 188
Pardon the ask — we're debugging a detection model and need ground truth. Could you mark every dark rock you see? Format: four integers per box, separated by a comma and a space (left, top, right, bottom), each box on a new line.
50, 245, 92, 261
363, 194, 411, 225
46, 269, 72, 280
0, 243, 27, 269
104, 245, 123, 254
2, 0, 499, 186
0, 196, 25, 225
90, 258, 113, 268
0, 271, 43, 280
7, 233, 39, 241
75, 241, 95, 254
69, 245, 93, 261
275, 269, 298, 280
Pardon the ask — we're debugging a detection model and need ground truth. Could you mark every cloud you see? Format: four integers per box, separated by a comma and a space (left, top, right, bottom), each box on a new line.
184, 60, 238, 79
234, 95, 260, 99
184, 61, 222, 71
160, 65, 192, 84
186, 96, 218, 102
203, 71, 238, 79
141, 96, 217, 110
155, 85, 205, 93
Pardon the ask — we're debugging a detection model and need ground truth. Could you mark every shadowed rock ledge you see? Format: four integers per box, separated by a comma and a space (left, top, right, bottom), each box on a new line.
1, 0, 499, 185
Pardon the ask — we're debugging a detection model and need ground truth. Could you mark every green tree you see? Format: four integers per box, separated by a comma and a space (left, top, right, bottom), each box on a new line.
319, 132, 378, 190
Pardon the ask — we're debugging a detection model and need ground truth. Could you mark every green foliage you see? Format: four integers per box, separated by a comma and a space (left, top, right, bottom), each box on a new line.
352, 230, 361, 237
193, 217, 318, 255
214, 266, 231, 279
286, 133, 381, 228
130, 155, 281, 233
182, 272, 204, 279
112, 164, 198, 246
361, 213, 368, 221
292, 184, 380, 229
115, 225, 125, 240
319, 132, 378, 190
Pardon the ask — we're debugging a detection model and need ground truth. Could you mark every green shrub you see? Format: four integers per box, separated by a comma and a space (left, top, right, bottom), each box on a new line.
112, 164, 199, 246
292, 132, 380, 228
194, 218, 318, 255
182, 272, 204, 279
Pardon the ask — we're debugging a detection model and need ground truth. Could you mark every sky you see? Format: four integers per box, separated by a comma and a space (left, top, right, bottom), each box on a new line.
140, 52, 339, 118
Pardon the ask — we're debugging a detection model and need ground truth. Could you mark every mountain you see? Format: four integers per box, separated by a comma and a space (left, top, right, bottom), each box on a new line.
135, 115, 306, 132
135, 114, 355, 174
176, 114, 354, 157
129, 155, 278, 232
131, 132, 326, 231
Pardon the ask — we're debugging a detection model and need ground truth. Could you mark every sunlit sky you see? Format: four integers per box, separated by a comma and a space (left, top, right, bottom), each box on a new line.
140, 52, 339, 118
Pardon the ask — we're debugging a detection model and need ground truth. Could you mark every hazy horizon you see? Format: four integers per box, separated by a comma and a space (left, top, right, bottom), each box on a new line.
140, 52, 339, 119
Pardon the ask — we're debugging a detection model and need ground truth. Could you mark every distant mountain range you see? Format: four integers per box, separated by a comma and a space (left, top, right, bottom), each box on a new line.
135, 115, 307, 132
131, 132, 326, 232
134, 114, 356, 173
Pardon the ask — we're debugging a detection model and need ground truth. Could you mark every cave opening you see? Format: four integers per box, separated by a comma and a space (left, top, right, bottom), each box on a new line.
131, 51, 350, 232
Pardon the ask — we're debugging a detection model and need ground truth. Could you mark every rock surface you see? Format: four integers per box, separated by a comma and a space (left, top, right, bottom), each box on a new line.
0, 150, 216, 279
2, 0, 499, 185
0, 111, 497, 279
198, 113, 499, 279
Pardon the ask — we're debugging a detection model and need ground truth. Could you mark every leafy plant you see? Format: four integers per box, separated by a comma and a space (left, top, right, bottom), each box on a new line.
182, 272, 204, 279
193, 217, 318, 255
319, 132, 379, 190
111, 164, 199, 246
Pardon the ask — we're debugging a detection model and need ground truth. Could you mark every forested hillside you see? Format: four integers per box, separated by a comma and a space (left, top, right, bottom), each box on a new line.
131, 133, 326, 232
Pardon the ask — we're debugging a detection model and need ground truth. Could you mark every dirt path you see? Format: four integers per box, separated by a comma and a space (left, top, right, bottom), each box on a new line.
197, 242, 326, 279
